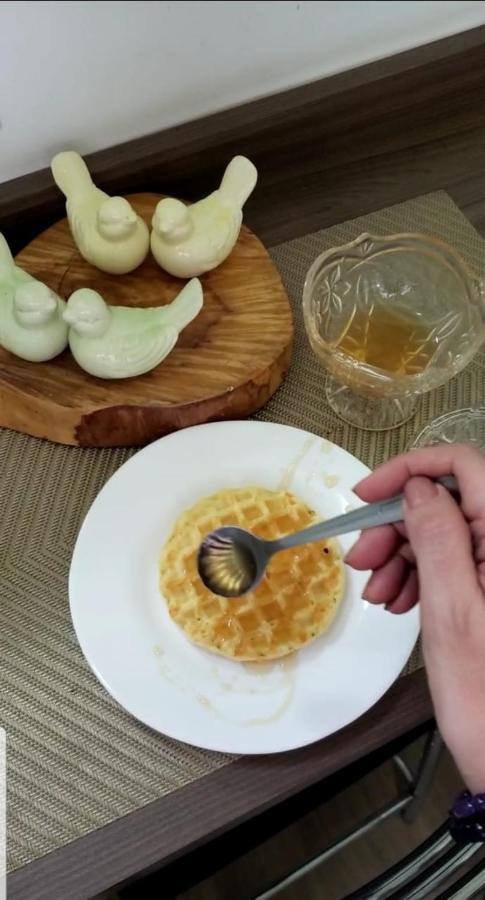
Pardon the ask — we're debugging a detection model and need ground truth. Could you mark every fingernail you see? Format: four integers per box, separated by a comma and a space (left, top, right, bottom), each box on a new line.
405, 477, 438, 509
344, 547, 356, 564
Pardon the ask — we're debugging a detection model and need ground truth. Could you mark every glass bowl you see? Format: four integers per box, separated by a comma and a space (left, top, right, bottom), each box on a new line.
303, 233, 485, 430
411, 408, 485, 450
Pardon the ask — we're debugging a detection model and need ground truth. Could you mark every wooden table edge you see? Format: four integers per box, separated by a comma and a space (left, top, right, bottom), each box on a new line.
8, 668, 433, 900
7, 21, 483, 898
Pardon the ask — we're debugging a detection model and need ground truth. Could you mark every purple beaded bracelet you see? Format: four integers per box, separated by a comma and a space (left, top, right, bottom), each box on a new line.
449, 791, 485, 843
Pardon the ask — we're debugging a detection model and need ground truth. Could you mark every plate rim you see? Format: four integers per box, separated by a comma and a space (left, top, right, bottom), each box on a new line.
69, 420, 420, 754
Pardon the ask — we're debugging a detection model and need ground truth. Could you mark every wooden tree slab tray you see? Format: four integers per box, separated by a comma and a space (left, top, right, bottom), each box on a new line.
2, 193, 293, 447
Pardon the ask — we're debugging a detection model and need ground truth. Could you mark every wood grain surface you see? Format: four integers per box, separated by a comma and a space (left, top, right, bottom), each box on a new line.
4, 23, 485, 900
8, 670, 433, 900
4, 194, 293, 446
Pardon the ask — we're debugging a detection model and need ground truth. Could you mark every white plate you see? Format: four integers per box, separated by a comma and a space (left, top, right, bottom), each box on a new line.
70, 421, 419, 755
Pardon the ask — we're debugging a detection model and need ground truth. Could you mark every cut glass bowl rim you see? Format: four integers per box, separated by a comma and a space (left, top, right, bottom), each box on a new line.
411, 407, 485, 449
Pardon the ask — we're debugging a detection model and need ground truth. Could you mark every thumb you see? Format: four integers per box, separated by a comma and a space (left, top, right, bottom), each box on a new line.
404, 477, 476, 606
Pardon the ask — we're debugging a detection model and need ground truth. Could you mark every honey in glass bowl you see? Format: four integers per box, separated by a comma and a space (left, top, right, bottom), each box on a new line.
303, 233, 485, 431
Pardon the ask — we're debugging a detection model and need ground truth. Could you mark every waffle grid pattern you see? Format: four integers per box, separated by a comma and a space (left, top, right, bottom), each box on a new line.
160, 488, 344, 660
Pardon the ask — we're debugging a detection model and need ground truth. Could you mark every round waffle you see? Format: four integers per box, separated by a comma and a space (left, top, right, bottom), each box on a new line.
159, 486, 345, 661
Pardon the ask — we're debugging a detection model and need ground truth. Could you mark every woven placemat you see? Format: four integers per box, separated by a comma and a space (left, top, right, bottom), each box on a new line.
3, 191, 484, 872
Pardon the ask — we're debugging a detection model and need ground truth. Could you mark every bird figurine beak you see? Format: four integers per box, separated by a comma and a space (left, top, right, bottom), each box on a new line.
63, 310, 76, 326
157, 222, 174, 238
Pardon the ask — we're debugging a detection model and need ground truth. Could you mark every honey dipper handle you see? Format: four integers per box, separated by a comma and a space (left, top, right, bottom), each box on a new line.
272, 476, 459, 551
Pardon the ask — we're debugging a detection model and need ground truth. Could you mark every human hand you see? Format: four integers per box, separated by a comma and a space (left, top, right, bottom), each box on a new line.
346, 444, 485, 793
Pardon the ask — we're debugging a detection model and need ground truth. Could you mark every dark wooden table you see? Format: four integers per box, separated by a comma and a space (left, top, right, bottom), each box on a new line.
8, 672, 433, 900
4, 24, 485, 900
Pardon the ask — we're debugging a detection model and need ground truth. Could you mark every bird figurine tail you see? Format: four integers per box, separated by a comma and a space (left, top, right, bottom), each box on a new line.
219, 156, 258, 209
161, 278, 203, 330
51, 151, 95, 199
0, 233, 15, 271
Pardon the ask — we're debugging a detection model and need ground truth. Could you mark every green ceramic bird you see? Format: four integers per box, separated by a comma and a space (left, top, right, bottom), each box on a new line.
0, 233, 68, 362
63, 277, 203, 379
151, 156, 258, 277
51, 151, 150, 274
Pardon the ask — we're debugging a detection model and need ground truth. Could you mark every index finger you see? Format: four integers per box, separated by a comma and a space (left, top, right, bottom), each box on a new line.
354, 444, 485, 520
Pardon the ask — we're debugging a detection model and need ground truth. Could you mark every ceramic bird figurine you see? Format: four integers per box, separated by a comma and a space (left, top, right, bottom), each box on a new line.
0, 234, 68, 361
151, 156, 258, 278
63, 278, 203, 379
51, 151, 150, 274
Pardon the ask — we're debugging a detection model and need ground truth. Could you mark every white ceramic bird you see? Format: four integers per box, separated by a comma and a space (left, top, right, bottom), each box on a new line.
151, 156, 258, 278
63, 278, 203, 379
0, 234, 68, 361
51, 151, 150, 274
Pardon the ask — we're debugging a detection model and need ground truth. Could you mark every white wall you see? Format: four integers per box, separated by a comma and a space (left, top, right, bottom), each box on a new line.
1, 0, 485, 184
